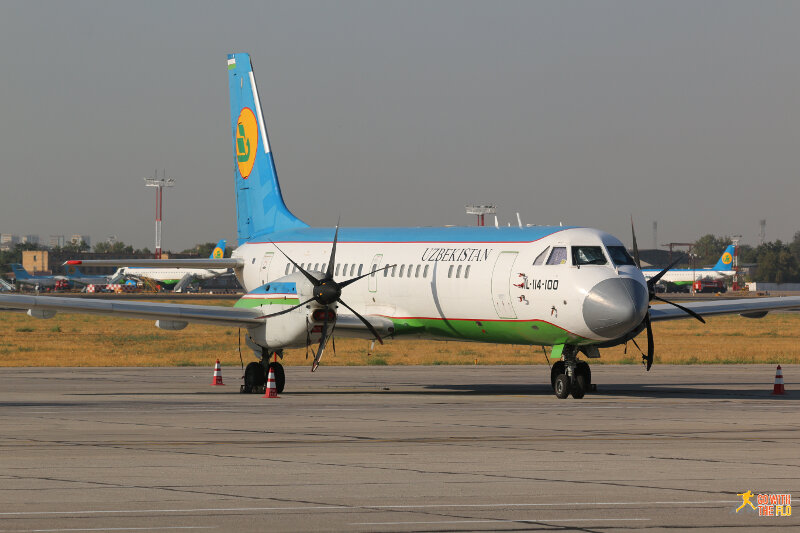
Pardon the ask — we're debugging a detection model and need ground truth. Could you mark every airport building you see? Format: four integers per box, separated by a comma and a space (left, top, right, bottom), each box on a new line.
0, 233, 19, 251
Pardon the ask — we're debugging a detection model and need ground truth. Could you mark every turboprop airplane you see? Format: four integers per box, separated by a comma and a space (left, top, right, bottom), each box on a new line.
641, 245, 737, 287
116, 239, 229, 290
1, 53, 799, 399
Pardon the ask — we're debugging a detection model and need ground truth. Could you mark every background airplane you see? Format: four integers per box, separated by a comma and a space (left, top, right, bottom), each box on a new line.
9, 263, 65, 290
641, 245, 736, 287
116, 239, 228, 291
1, 54, 798, 401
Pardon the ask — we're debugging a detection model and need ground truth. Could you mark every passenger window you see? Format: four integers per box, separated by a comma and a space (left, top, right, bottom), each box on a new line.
448, 265, 454, 278
335, 264, 341, 276
407, 264, 413, 277
321, 263, 327, 273
351, 265, 357, 276
342, 263, 348, 276
399, 265, 405, 277
358, 264, 363, 276
456, 265, 462, 278
423, 265, 429, 278
383, 267, 388, 277
464, 265, 471, 278
533, 247, 550, 265
314, 263, 320, 271
370, 264, 377, 277
391, 265, 396, 277
546, 247, 568, 265
572, 246, 607, 266
415, 265, 421, 278
285, 263, 291, 275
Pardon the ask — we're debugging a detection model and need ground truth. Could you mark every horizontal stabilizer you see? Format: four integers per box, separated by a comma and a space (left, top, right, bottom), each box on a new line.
64, 258, 243, 268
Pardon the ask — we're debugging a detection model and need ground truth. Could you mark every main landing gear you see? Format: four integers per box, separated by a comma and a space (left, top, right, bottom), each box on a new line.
550, 346, 593, 399
241, 350, 285, 394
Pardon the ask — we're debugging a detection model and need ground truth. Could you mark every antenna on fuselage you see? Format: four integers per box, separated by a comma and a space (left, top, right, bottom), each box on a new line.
494, 216, 499, 228
516, 212, 522, 229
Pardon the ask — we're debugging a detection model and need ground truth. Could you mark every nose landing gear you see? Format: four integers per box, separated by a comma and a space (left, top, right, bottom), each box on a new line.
550, 345, 593, 399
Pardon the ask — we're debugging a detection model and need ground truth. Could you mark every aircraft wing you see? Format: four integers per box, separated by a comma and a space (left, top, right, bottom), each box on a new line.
0, 294, 263, 328
64, 258, 243, 268
649, 296, 800, 322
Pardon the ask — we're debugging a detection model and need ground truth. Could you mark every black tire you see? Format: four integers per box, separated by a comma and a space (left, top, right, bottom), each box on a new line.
243, 361, 266, 393
268, 362, 285, 393
550, 361, 565, 390
554, 374, 570, 399
571, 375, 586, 399
575, 361, 591, 391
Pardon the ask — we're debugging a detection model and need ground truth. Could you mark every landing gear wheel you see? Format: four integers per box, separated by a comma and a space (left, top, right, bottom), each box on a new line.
550, 361, 565, 390
268, 361, 285, 393
571, 375, 586, 399
242, 361, 266, 394
554, 374, 570, 399
575, 361, 591, 392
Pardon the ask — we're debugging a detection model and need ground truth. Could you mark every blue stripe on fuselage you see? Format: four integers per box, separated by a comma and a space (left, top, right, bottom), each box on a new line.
250, 225, 576, 244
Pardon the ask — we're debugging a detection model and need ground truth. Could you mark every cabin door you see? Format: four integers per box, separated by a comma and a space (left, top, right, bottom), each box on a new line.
491, 251, 518, 319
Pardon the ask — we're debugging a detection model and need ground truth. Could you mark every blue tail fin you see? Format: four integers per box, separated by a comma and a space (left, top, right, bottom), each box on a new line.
227, 53, 307, 245
712, 245, 736, 270
210, 239, 226, 259
65, 265, 83, 276
10, 264, 32, 279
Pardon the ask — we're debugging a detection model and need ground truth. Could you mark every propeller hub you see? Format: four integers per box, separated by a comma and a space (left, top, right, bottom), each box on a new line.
582, 278, 648, 339
313, 280, 341, 305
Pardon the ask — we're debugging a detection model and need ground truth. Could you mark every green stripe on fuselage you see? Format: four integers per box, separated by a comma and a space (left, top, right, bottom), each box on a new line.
234, 298, 300, 309
388, 317, 588, 346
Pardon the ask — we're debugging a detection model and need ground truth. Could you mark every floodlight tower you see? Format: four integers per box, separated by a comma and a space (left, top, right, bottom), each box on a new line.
465, 205, 496, 227
144, 170, 175, 259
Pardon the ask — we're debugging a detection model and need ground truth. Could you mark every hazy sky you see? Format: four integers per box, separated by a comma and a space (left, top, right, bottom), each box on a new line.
1, 1, 798, 250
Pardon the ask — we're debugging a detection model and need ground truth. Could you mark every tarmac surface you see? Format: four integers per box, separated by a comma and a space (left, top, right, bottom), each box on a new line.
1, 364, 798, 532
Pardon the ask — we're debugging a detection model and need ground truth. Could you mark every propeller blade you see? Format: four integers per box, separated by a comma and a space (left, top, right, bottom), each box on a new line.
256, 297, 315, 319
644, 313, 654, 371
311, 315, 335, 372
652, 295, 706, 323
270, 241, 320, 287
647, 255, 685, 288
337, 298, 384, 344
338, 264, 394, 289
325, 221, 340, 280
630, 215, 641, 269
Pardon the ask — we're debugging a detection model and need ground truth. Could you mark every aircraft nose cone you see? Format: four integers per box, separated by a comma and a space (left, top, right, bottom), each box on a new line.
582, 278, 648, 339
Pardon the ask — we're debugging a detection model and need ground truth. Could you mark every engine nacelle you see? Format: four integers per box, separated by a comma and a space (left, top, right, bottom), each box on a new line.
235, 272, 335, 351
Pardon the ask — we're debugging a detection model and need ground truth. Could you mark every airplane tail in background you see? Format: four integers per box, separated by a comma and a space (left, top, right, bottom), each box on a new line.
210, 240, 226, 259
712, 245, 736, 271
227, 53, 307, 245
10, 264, 32, 280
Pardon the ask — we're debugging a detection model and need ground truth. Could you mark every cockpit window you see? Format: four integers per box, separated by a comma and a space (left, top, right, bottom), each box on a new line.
546, 247, 568, 265
533, 247, 550, 265
572, 246, 607, 266
607, 246, 636, 266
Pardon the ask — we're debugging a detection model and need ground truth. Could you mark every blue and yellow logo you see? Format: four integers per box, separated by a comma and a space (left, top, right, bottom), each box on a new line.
236, 107, 258, 179
721, 252, 733, 265
212, 247, 224, 259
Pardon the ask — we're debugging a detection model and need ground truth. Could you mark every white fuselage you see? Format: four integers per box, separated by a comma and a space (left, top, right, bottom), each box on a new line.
231, 227, 648, 346
121, 267, 228, 284
642, 268, 735, 285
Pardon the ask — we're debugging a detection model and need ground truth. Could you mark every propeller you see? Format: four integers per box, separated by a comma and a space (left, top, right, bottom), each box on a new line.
630, 216, 705, 371
257, 224, 393, 371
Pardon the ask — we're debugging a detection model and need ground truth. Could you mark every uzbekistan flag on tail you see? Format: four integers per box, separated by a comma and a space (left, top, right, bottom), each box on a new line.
227, 55, 236, 70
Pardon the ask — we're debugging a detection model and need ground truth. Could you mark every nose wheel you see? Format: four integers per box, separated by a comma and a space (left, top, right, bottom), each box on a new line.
550, 348, 592, 399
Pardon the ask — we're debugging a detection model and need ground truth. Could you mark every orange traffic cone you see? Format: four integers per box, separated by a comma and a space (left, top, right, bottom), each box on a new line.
263, 366, 278, 398
211, 359, 224, 386
772, 365, 785, 395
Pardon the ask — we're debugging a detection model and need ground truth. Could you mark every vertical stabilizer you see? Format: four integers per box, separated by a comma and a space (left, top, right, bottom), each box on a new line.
712, 245, 736, 271
10, 264, 32, 280
227, 53, 307, 245
210, 239, 226, 259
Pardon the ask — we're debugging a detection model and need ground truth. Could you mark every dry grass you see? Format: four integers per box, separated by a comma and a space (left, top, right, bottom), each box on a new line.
1, 298, 799, 367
